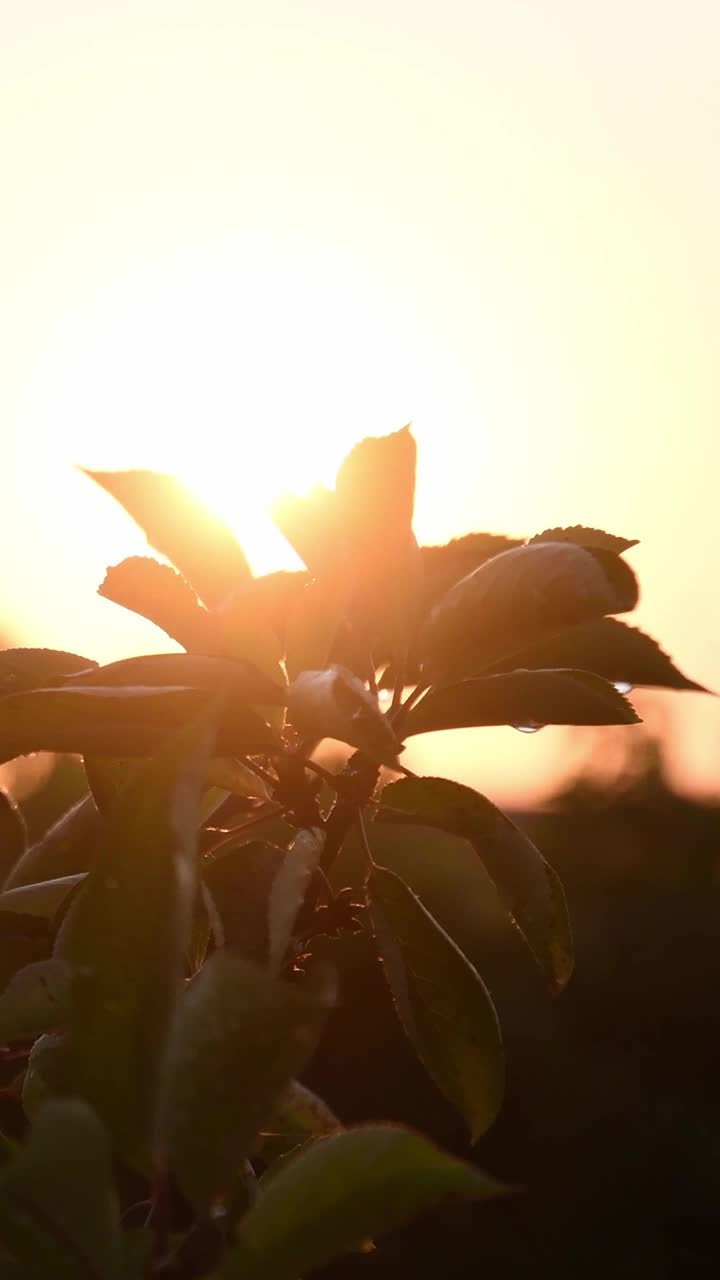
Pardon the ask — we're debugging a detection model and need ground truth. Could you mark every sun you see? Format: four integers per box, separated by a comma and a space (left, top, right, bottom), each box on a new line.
27, 237, 426, 575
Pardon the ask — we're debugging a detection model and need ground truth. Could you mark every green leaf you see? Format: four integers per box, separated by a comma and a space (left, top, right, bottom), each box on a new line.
98, 556, 211, 649
54, 713, 217, 1167
404, 669, 640, 735
488, 617, 709, 692
0, 875, 86, 919
0, 648, 97, 695
419, 540, 639, 683
223, 1125, 505, 1279
0, 959, 71, 1043
156, 952, 336, 1212
268, 828, 325, 972
378, 777, 573, 992
82, 467, 251, 606
257, 1079, 341, 1162
526, 525, 638, 553
288, 666, 403, 765
367, 862, 504, 1140
0, 684, 275, 763
0, 1099, 122, 1279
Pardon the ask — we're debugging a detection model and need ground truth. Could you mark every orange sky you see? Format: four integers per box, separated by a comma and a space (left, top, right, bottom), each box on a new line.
2, 2, 719, 804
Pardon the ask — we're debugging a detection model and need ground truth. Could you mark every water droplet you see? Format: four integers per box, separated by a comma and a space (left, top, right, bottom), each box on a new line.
512, 721, 543, 734
378, 689, 394, 710
613, 681, 634, 695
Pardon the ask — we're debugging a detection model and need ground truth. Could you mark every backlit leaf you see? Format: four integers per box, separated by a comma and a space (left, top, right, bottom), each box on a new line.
82, 467, 251, 606
98, 557, 211, 649
156, 952, 336, 1212
257, 1080, 341, 1162
367, 861, 504, 1139
404, 669, 640, 735
0, 875, 86, 920
527, 525, 638, 553
419, 540, 639, 683
223, 1125, 504, 1280
378, 777, 573, 991
0, 648, 96, 695
288, 666, 403, 765
489, 617, 709, 692
3, 796, 99, 892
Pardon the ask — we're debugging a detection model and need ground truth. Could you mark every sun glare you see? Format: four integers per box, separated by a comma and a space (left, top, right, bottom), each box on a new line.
24, 238, 431, 576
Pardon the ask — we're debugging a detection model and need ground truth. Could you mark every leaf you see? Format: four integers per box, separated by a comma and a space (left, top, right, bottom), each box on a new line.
0, 875, 86, 919
367, 861, 504, 1140
257, 1080, 341, 1162
0, 684, 275, 763
419, 540, 639, 683
201, 842, 287, 963
98, 557, 211, 649
287, 666, 403, 765
0, 1099, 122, 1279
527, 525, 638, 553
272, 484, 340, 581
0, 648, 97, 695
488, 617, 709, 692
156, 951, 336, 1212
63, 652, 286, 704
378, 777, 573, 991
268, 828, 325, 972
223, 1125, 505, 1280
82, 468, 251, 606
0, 959, 71, 1043
22, 1031, 71, 1119
3, 796, 99, 892
404, 669, 640, 735
0, 788, 27, 884
53, 712, 217, 1167
284, 579, 344, 682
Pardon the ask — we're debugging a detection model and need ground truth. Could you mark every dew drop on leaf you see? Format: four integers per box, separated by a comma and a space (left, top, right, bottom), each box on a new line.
511, 722, 544, 735
612, 680, 634, 695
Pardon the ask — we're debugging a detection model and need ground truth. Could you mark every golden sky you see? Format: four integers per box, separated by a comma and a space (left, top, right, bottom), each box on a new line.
1, 2, 719, 802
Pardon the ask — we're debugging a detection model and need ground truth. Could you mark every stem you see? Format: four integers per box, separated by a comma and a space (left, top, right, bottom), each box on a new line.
201, 804, 287, 861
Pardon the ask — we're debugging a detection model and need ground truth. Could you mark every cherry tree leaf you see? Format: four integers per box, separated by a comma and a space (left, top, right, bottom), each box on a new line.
82, 467, 251, 606
287, 666, 403, 766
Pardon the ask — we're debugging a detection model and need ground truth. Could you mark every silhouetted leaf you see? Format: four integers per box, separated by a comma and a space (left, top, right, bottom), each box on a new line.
63, 652, 286, 704
3, 796, 100, 892
268, 828, 325, 972
257, 1080, 342, 1162
489, 617, 709, 692
0, 648, 96, 695
527, 526, 638, 553
21, 1031, 71, 1119
0, 684, 275, 763
156, 952, 336, 1212
82, 468, 251, 606
367, 861, 504, 1139
288, 666, 403, 765
0, 959, 71, 1042
223, 1125, 504, 1279
378, 777, 573, 991
54, 713, 217, 1167
404, 669, 640, 735
0, 1100, 122, 1279
272, 485, 339, 581
98, 557, 211, 649
419, 541, 639, 683
0, 875, 86, 919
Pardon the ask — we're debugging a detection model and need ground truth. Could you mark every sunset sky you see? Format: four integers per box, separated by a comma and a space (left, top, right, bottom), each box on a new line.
2, 1, 719, 803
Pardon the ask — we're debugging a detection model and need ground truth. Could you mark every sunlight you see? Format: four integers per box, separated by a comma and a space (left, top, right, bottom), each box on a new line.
26, 237, 430, 575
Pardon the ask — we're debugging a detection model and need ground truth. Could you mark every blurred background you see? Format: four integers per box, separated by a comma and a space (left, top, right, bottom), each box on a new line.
1, 1, 718, 808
